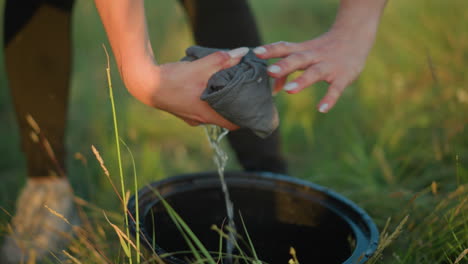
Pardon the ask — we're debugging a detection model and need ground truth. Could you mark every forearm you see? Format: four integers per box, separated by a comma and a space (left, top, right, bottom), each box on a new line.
94, 0, 156, 71
331, 0, 388, 46
94, 0, 161, 104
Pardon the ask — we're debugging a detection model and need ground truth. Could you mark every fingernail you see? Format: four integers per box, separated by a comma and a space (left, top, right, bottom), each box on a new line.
228, 47, 249, 58
268, 65, 282, 73
319, 103, 329, 113
284, 82, 298, 91
253, 47, 267, 54
273, 41, 292, 46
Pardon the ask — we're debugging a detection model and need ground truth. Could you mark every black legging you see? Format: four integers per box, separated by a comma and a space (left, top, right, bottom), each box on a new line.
3, 0, 287, 177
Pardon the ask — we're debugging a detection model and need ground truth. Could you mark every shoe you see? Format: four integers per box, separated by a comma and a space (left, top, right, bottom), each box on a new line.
1, 177, 80, 263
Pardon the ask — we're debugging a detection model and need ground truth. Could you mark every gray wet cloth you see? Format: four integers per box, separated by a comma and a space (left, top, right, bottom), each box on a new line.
182, 46, 279, 138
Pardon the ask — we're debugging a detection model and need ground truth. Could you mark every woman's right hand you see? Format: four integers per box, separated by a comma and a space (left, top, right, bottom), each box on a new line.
94, 1, 248, 129
122, 47, 249, 130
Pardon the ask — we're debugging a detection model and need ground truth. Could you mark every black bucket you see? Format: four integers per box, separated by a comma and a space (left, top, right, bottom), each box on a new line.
128, 172, 379, 264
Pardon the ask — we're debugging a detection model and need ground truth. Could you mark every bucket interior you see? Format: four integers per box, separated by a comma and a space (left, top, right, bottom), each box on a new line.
137, 174, 365, 264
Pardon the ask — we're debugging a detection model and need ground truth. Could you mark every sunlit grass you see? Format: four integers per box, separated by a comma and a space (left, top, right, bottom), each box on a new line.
0, 0, 466, 263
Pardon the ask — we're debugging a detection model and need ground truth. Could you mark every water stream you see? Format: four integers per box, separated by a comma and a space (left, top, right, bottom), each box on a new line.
203, 125, 236, 264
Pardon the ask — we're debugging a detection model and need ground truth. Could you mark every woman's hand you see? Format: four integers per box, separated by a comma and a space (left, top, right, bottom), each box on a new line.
253, 31, 372, 113
123, 47, 250, 129
95, 0, 250, 129
253, 0, 387, 113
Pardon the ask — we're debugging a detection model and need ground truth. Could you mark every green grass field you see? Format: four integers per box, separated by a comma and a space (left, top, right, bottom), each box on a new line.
0, 0, 467, 263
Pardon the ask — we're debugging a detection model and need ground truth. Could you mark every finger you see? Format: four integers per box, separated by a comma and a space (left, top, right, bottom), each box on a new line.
171, 112, 203, 127
177, 109, 239, 130
317, 80, 348, 113
282, 65, 326, 94
202, 105, 240, 131
191, 47, 249, 77
273, 76, 287, 95
182, 118, 202, 127
253, 41, 303, 59
208, 114, 240, 131
266, 51, 318, 78
217, 119, 240, 131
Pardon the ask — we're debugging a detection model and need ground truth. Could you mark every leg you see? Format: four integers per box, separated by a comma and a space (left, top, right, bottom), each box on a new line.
1, 0, 78, 262
4, 0, 74, 177
180, 0, 288, 173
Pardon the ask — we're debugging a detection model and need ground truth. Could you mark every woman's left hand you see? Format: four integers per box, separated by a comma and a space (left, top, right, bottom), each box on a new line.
253, 28, 376, 113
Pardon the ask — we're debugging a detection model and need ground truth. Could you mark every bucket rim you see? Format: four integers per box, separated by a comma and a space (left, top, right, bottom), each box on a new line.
127, 171, 380, 264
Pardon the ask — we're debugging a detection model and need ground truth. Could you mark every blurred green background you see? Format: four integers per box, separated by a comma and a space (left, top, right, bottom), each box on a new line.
0, 0, 466, 263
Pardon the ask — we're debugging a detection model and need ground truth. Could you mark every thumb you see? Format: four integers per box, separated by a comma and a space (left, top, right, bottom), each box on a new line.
191, 47, 250, 77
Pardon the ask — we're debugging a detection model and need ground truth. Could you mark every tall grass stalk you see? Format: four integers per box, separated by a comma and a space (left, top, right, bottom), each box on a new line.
367, 215, 409, 264
151, 188, 216, 264
149, 187, 268, 264
103, 44, 133, 263
214, 224, 256, 263
239, 212, 260, 264
121, 139, 141, 263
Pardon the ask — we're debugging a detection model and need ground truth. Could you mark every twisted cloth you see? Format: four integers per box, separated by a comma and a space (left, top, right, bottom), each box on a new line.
182, 46, 279, 138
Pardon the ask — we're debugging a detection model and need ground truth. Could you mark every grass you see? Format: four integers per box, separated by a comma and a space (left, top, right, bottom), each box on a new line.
0, 0, 467, 263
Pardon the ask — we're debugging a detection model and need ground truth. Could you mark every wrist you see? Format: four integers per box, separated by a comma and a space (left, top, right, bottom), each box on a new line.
327, 15, 380, 57
330, 15, 380, 40
330, 0, 387, 42
121, 57, 161, 108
